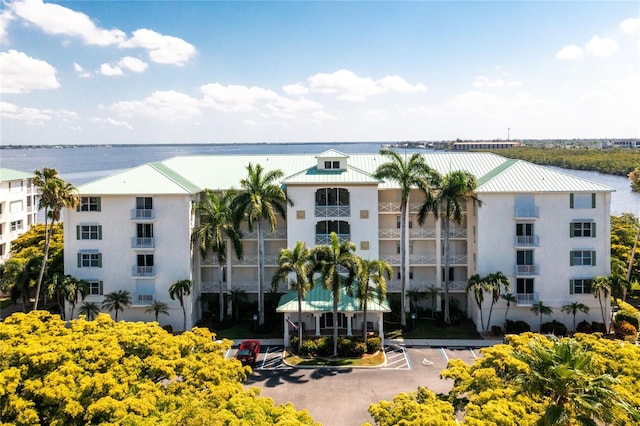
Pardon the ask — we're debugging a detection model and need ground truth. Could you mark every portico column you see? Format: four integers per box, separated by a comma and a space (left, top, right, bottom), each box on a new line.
346, 313, 354, 336
378, 313, 384, 346
283, 314, 290, 346
314, 313, 321, 336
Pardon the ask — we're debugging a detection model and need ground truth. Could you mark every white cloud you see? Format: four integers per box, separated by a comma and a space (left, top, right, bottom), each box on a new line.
282, 83, 309, 96
73, 62, 91, 78
9, 0, 126, 46
556, 45, 584, 60
200, 83, 279, 112
265, 97, 323, 119
620, 18, 640, 34
1, 100, 76, 124
91, 117, 133, 130
472, 76, 522, 88
110, 90, 202, 121
0, 49, 59, 93
118, 56, 148, 73
585, 36, 618, 58
99, 63, 123, 76
0, 9, 15, 45
121, 29, 196, 66
307, 69, 426, 102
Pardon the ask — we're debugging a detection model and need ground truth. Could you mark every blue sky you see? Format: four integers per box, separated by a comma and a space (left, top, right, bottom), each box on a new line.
1, 1, 639, 145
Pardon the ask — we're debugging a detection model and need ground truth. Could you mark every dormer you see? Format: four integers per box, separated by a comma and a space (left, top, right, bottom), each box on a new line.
315, 150, 349, 171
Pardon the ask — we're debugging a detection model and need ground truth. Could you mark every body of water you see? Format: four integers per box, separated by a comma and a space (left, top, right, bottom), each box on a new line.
1, 143, 638, 216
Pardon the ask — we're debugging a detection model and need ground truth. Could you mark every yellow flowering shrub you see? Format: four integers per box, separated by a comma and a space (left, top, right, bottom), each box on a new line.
0, 311, 317, 425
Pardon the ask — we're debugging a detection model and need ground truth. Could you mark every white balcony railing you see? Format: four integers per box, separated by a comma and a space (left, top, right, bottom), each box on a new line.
242, 229, 287, 240
230, 255, 279, 266
514, 207, 539, 218
378, 228, 400, 239
131, 208, 154, 220
409, 254, 437, 265
410, 228, 437, 238
515, 264, 539, 276
448, 255, 468, 265
447, 228, 467, 238
131, 237, 155, 248
132, 266, 156, 277
516, 293, 539, 305
315, 233, 350, 245
132, 293, 154, 306
315, 205, 351, 218
514, 235, 539, 247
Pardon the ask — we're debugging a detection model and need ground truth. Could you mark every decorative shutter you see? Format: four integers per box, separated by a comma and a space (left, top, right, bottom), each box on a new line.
77, 253, 82, 268
592, 223, 596, 238
99, 281, 104, 295
569, 280, 574, 295
570, 252, 575, 266
96, 197, 101, 211
76, 225, 80, 240
591, 193, 596, 208
569, 223, 573, 238
569, 194, 574, 208
591, 251, 596, 266
98, 253, 103, 268
98, 225, 102, 240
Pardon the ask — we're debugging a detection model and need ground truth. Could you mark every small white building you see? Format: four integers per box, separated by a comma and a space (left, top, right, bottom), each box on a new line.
63, 151, 613, 333
0, 168, 39, 263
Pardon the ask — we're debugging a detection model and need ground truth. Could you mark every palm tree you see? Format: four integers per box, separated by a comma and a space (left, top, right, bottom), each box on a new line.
78, 302, 100, 320
146, 300, 170, 322
425, 285, 440, 319
192, 189, 243, 323
233, 163, 292, 326
272, 241, 313, 345
466, 273, 488, 334
515, 338, 637, 425
63, 275, 89, 320
47, 274, 67, 319
419, 170, 481, 325
101, 290, 131, 321
2, 256, 40, 312
561, 302, 590, 333
312, 232, 358, 357
356, 258, 391, 347
531, 301, 553, 331
229, 288, 248, 321
407, 288, 427, 317
484, 271, 510, 332
169, 279, 192, 331
375, 149, 437, 328
501, 292, 517, 330
32, 168, 79, 310
592, 276, 611, 330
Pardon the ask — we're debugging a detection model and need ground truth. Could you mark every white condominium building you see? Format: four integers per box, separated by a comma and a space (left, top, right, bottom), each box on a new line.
0, 168, 38, 263
64, 150, 613, 332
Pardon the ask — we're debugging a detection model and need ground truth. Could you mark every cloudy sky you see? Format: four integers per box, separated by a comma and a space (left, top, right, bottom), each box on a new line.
1, 0, 639, 145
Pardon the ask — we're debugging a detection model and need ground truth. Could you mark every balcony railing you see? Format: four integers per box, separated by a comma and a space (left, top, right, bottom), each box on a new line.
516, 293, 539, 305
514, 235, 539, 247
132, 293, 154, 306
409, 254, 437, 265
447, 228, 467, 238
410, 228, 437, 238
448, 255, 468, 264
315, 233, 350, 245
132, 266, 156, 277
514, 206, 539, 218
131, 237, 155, 248
315, 205, 350, 218
242, 229, 287, 240
379, 228, 400, 239
230, 255, 279, 266
515, 264, 539, 276
131, 208, 154, 220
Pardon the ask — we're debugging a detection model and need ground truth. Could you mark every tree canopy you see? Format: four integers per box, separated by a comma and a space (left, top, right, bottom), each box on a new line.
0, 311, 317, 425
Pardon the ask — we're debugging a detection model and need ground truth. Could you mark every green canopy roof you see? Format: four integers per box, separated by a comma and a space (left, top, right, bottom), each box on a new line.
276, 285, 390, 313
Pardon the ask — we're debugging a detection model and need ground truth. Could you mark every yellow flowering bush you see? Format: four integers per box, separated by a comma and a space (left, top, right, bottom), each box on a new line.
0, 311, 317, 425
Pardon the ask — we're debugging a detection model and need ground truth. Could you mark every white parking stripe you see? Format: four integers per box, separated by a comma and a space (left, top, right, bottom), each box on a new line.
470, 348, 478, 359
439, 347, 449, 362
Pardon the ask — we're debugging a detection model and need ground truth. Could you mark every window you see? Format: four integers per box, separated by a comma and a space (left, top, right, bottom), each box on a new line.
77, 225, 102, 240
570, 193, 595, 209
78, 197, 101, 212
0, 223, 3, 236
137, 223, 153, 238
570, 250, 596, 266
78, 252, 102, 268
514, 194, 537, 217
315, 188, 349, 206
396, 215, 413, 228
87, 281, 103, 296
321, 312, 346, 328
10, 220, 23, 232
10, 200, 23, 213
0, 203, 3, 215
396, 241, 414, 254
0, 243, 5, 256
9, 180, 23, 192
324, 161, 340, 169
137, 254, 154, 267
517, 250, 534, 265
442, 267, 455, 281
571, 221, 595, 237
570, 279, 592, 294
517, 278, 534, 294
136, 197, 153, 210
26, 196, 31, 207
315, 220, 350, 235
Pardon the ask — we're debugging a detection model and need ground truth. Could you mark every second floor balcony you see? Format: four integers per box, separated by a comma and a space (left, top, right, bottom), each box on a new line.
515, 264, 539, 276
315, 205, 350, 217
132, 265, 156, 277
514, 235, 540, 247
132, 293, 155, 306
515, 292, 539, 306
131, 208, 154, 220
132, 237, 155, 248
315, 233, 350, 245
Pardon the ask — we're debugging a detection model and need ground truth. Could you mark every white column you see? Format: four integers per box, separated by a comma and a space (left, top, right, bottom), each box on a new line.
283, 314, 290, 346
314, 313, 321, 336
378, 313, 384, 346
346, 313, 353, 336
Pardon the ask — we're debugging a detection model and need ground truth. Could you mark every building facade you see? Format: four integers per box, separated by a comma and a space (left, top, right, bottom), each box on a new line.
63, 151, 613, 332
0, 168, 38, 263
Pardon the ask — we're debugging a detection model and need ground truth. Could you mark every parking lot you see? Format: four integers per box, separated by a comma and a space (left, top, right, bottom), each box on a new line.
230, 343, 486, 426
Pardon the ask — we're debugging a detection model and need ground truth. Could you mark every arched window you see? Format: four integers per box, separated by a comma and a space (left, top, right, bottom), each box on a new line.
315, 188, 350, 217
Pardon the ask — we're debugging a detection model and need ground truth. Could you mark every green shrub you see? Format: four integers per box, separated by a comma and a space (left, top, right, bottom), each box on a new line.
506, 320, 531, 334
300, 339, 317, 356
613, 320, 638, 340
615, 311, 640, 329
576, 320, 592, 333
541, 320, 568, 336
366, 337, 382, 353
290, 336, 300, 352
316, 336, 333, 357
591, 322, 607, 333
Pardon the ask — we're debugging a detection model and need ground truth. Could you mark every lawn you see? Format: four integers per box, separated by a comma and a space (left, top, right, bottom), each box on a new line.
385, 318, 482, 339
284, 350, 386, 367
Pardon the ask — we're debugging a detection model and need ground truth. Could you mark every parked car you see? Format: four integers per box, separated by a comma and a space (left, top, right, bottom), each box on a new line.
236, 339, 260, 366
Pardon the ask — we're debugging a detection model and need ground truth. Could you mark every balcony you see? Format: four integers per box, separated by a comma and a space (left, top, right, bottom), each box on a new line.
131, 237, 155, 248
447, 228, 467, 238
514, 206, 539, 218
515, 264, 539, 276
409, 254, 437, 265
230, 255, 279, 266
243, 229, 287, 240
410, 228, 437, 238
514, 235, 539, 247
448, 255, 468, 265
315, 205, 350, 218
315, 233, 350, 245
132, 266, 156, 277
132, 293, 154, 306
131, 208, 154, 220
516, 292, 539, 306
379, 228, 400, 239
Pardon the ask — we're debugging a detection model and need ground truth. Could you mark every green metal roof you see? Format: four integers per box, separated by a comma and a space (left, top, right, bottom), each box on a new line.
0, 168, 33, 182
276, 284, 391, 313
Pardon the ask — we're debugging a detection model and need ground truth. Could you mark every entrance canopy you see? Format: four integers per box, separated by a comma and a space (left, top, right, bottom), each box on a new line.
276, 285, 391, 314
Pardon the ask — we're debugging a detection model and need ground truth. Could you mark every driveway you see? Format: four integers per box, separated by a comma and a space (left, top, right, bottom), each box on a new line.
240, 344, 484, 426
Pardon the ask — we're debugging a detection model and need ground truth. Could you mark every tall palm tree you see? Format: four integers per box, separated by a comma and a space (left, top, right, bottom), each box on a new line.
233, 163, 292, 326
229, 288, 248, 321
561, 302, 590, 333
78, 301, 100, 320
501, 292, 517, 330
146, 300, 170, 322
374, 149, 437, 328
425, 285, 440, 319
62, 275, 89, 320
356, 258, 391, 347
531, 301, 553, 331
101, 290, 131, 321
169, 279, 192, 331
592, 276, 611, 330
312, 232, 358, 357
2, 256, 40, 312
32, 168, 79, 310
272, 241, 313, 345
485, 271, 510, 332
466, 273, 488, 334
419, 170, 481, 325
192, 189, 243, 323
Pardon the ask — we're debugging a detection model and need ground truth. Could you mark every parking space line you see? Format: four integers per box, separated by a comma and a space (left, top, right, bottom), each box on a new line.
470, 348, 478, 360
439, 347, 449, 363
382, 345, 411, 370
